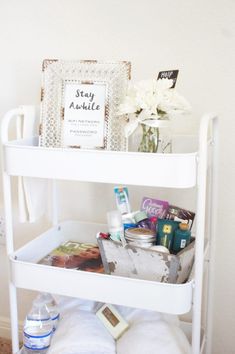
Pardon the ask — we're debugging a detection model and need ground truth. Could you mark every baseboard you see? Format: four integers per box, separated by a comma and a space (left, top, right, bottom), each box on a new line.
0, 316, 11, 339
0, 316, 23, 339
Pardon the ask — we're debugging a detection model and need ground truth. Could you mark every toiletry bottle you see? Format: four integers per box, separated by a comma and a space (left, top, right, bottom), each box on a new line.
172, 223, 191, 253
134, 211, 150, 229
157, 219, 179, 251
114, 187, 131, 215
107, 210, 126, 246
148, 216, 158, 234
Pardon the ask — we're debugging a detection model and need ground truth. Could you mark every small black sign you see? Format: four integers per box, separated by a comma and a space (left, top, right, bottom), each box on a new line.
157, 70, 179, 88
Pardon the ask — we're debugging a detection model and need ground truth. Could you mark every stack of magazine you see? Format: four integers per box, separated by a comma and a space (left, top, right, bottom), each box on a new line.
39, 241, 104, 273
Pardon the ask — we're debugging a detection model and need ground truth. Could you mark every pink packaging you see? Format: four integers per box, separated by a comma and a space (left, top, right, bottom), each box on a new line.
140, 197, 169, 219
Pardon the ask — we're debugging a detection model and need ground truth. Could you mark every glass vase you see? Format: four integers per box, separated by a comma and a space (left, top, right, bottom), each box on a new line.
138, 124, 159, 153
138, 122, 172, 153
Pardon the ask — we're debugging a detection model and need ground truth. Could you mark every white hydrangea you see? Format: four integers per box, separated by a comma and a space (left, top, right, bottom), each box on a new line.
118, 78, 191, 137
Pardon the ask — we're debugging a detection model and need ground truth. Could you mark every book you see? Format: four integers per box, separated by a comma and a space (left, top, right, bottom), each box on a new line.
140, 197, 169, 219
39, 240, 104, 273
165, 205, 195, 230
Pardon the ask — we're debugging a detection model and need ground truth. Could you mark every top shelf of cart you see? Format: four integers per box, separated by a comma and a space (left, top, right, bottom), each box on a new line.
3, 136, 198, 188
1, 110, 217, 188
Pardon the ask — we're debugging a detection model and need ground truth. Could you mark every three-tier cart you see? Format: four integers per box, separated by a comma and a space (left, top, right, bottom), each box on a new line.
1, 107, 218, 354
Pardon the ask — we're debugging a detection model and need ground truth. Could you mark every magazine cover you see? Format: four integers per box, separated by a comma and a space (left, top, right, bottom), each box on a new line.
39, 241, 104, 273
165, 205, 195, 230
140, 197, 169, 219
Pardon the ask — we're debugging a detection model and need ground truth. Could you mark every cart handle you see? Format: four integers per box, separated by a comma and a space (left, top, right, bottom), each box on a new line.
1, 105, 38, 144
1, 107, 23, 144
192, 112, 218, 354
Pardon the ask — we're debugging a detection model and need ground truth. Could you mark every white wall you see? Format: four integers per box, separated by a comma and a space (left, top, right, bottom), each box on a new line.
0, 0, 234, 352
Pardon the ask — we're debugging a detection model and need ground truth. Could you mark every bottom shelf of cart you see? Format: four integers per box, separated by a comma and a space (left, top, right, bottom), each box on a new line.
10, 220, 194, 315
17, 322, 205, 354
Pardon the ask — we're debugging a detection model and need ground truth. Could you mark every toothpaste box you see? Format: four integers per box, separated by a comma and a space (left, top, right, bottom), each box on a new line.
140, 197, 169, 219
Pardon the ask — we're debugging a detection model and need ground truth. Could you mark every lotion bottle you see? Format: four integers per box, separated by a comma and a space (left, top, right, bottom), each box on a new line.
172, 223, 191, 253
107, 210, 126, 246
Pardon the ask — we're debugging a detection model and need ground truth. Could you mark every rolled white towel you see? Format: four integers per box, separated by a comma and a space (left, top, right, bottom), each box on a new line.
116, 307, 191, 354
48, 309, 115, 354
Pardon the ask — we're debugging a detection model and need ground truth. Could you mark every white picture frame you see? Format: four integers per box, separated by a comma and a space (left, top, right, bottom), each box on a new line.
39, 60, 131, 151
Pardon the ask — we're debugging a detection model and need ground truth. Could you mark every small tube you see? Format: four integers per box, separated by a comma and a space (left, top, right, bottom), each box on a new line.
114, 186, 131, 215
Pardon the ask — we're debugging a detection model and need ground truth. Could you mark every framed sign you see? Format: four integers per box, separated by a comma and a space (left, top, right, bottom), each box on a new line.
63, 82, 106, 148
39, 60, 131, 150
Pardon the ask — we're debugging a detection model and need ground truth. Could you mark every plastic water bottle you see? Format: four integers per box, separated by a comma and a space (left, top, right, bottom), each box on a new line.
23, 298, 53, 354
40, 293, 60, 331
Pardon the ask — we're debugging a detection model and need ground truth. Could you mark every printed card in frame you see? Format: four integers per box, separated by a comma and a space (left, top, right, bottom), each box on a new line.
39, 60, 131, 151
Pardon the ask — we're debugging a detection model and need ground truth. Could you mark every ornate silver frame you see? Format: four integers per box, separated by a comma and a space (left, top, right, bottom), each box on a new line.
39, 60, 131, 151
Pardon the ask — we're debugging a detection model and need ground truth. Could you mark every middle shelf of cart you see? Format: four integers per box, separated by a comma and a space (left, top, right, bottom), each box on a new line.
10, 220, 194, 315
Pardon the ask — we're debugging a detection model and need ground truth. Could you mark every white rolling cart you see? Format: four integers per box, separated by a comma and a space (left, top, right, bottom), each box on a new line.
1, 107, 218, 354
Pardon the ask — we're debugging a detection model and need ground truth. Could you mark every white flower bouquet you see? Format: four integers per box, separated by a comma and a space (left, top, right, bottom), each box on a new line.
118, 78, 191, 152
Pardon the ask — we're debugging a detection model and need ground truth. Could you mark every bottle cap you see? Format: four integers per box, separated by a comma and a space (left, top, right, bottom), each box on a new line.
42, 292, 51, 299
40, 292, 56, 304
98, 232, 110, 239
33, 297, 47, 307
179, 223, 189, 230
149, 216, 157, 222
134, 211, 148, 223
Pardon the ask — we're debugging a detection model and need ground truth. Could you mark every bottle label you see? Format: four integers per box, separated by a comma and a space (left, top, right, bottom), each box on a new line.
110, 230, 122, 242
180, 239, 187, 248
24, 320, 52, 350
51, 313, 60, 331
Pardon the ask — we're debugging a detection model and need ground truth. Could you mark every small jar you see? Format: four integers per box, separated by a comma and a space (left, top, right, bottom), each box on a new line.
125, 227, 156, 248
134, 211, 150, 229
